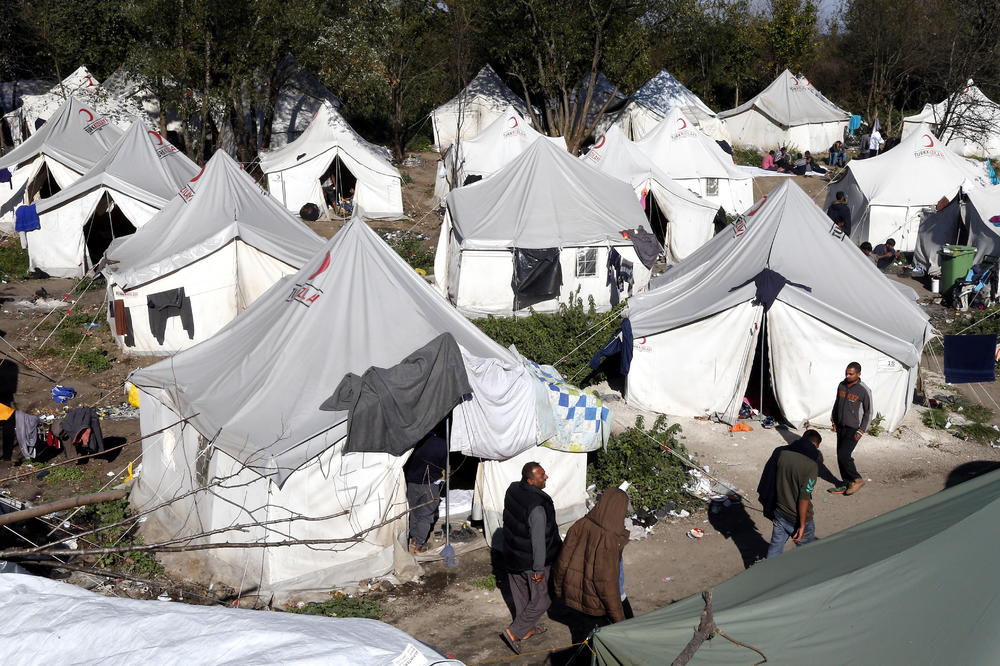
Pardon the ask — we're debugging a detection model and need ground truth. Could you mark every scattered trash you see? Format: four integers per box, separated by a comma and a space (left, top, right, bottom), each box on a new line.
84, 323, 101, 330
157, 593, 172, 602
662, 577, 673, 582
761, 416, 776, 428
687, 528, 705, 539
668, 509, 690, 518
51, 385, 76, 404
96, 403, 139, 420
10, 298, 68, 311
729, 423, 753, 432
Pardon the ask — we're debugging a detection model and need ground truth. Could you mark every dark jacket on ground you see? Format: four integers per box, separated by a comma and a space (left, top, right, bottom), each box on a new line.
554, 488, 630, 622
59, 407, 104, 453
502, 481, 561, 573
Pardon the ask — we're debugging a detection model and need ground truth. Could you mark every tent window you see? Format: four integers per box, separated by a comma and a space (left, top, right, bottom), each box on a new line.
705, 178, 719, 197
575, 248, 597, 277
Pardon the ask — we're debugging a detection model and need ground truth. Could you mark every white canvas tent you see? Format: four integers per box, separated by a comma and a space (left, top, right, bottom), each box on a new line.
613, 69, 728, 141
433, 106, 566, 203
825, 123, 988, 251
103, 150, 323, 355
719, 70, 850, 151
28, 122, 199, 278
637, 108, 754, 216
431, 64, 529, 152
0, 573, 460, 665
581, 124, 723, 262
626, 181, 931, 431
128, 216, 587, 598
436, 138, 656, 315
915, 184, 1000, 276
0, 95, 123, 235
265, 54, 343, 148
260, 102, 404, 219
902, 83, 1000, 158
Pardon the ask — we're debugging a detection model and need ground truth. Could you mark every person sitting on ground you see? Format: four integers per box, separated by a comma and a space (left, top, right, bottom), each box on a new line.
801, 152, 828, 175
826, 191, 852, 236
761, 150, 784, 172
339, 187, 355, 215
775, 147, 792, 170
860, 242, 876, 263
872, 238, 900, 271
828, 140, 846, 167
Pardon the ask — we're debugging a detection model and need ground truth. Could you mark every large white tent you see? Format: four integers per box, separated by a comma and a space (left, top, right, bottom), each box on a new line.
265, 54, 343, 148
626, 181, 931, 431
0, 96, 123, 234
260, 102, 403, 219
581, 124, 723, 261
103, 150, 323, 355
719, 70, 850, 152
433, 106, 566, 203
637, 108, 754, 216
436, 137, 656, 315
128, 216, 588, 598
826, 123, 988, 251
430, 64, 530, 152
915, 184, 1000, 276
902, 83, 1000, 158
612, 69, 728, 141
28, 122, 199, 278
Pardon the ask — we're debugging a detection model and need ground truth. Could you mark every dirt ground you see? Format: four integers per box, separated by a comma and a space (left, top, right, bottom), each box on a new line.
1, 151, 998, 665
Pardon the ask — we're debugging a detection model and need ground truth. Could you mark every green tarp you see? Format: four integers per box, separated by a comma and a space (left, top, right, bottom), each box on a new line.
592, 469, 1000, 665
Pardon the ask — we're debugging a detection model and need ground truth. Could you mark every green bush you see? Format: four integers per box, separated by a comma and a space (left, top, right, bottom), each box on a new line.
0, 241, 28, 279
383, 232, 434, 272
287, 595, 386, 619
81, 498, 164, 576
56, 328, 85, 346
45, 466, 84, 484
731, 147, 762, 167
474, 291, 623, 387
588, 415, 695, 513
867, 412, 885, 437
922, 408, 949, 429
77, 348, 112, 373
405, 133, 434, 153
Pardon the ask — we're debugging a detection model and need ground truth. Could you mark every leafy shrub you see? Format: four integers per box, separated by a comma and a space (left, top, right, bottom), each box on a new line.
474, 291, 624, 387
405, 133, 434, 153
867, 412, 885, 437
922, 408, 949, 429
731, 147, 761, 167
287, 595, 386, 619
56, 328, 85, 346
588, 415, 695, 513
76, 349, 112, 373
81, 498, 164, 576
383, 231, 434, 272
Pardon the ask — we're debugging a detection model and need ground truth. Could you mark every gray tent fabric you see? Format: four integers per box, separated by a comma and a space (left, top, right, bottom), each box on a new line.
129, 215, 516, 486
592, 469, 1000, 665
446, 138, 648, 248
628, 181, 931, 368
719, 69, 849, 126
322, 333, 471, 456
915, 185, 1000, 276
104, 150, 322, 289
0, 95, 123, 174
33, 120, 199, 216
914, 195, 964, 276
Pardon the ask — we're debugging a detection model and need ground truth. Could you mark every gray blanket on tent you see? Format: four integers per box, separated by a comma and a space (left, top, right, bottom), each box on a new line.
321, 333, 471, 455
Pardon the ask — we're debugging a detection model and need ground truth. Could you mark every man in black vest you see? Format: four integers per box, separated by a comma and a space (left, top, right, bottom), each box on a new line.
499, 462, 562, 654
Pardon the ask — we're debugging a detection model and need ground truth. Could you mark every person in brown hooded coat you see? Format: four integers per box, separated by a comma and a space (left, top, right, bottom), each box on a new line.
553, 488, 632, 623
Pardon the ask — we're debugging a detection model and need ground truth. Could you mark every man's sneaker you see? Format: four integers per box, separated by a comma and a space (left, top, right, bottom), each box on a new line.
827, 485, 847, 494
844, 479, 866, 496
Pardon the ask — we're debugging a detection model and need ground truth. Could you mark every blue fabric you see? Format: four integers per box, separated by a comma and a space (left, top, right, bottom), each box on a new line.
943, 334, 997, 384
50, 385, 77, 404
14, 204, 40, 232
589, 318, 634, 374
0, 168, 11, 184
987, 160, 999, 186
767, 511, 815, 558
849, 115, 862, 132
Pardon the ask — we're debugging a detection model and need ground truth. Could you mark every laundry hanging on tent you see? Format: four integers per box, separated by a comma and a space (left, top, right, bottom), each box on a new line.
626, 227, 661, 269
943, 334, 997, 383
525, 361, 612, 453
849, 115, 862, 132
511, 248, 562, 304
14, 204, 40, 232
606, 248, 634, 306
729, 268, 811, 312
146, 288, 194, 344
0, 168, 11, 184
322, 333, 471, 455
589, 318, 634, 374
987, 160, 999, 186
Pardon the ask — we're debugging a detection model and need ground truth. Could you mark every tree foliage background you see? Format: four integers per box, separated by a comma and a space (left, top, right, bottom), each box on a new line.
1, 0, 998, 161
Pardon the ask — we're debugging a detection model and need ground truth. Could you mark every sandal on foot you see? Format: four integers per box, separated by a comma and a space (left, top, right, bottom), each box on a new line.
827, 485, 847, 494
523, 625, 548, 640
499, 629, 521, 654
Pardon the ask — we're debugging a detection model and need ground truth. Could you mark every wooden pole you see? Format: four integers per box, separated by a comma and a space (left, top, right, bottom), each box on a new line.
0, 489, 128, 528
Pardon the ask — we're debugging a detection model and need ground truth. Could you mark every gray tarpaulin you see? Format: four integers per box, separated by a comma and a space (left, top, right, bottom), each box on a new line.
323, 333, 471, 455
445, 137, 648, 249
628, 181, 931, 368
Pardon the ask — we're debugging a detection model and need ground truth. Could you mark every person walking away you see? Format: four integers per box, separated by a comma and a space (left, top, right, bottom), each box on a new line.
500, 462, 562, 654
829, 362, 872, 495
760, 429, 822, 557
404, 427, 448, 553
826, 191, 853, 237
554, 488, 633, 631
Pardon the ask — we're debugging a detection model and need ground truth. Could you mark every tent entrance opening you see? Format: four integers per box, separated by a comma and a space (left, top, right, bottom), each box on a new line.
320, 155, 356, 213
27, 163, 62, 201
744, 318, 785, 423
83, 193, 137, 267
645, 191, 669, 245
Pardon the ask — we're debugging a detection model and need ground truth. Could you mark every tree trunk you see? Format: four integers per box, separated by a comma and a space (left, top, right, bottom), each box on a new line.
0, 490, 128, 528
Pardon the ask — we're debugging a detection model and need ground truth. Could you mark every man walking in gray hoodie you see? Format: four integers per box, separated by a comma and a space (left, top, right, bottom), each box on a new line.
829, 362, 872, 496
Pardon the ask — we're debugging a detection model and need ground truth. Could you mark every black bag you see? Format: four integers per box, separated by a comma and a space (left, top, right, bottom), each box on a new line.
511, 248, 562, 306
299, 203, 320, 221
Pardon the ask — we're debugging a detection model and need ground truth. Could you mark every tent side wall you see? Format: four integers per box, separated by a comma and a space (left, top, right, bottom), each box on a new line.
25, 188, 104, 278
673, 176, 753, 217
725, 108, 845, 152
107, 241, 296, 355
865, 204, 933, 252
432, 96, 511, 153
449, 244, 652, 316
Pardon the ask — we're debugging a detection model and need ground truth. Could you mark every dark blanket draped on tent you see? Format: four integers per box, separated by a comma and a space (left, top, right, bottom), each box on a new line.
943, 334, 997, 383
511, 248, 563, 304
729, 268, 812, 312
322, 333, 471, 455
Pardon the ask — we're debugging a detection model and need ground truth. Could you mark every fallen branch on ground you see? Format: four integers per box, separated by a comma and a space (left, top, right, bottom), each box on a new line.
0, 489, 128, 527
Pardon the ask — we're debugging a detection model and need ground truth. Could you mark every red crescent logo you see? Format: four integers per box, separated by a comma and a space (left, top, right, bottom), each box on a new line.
792, 78, 799, 86
147, 130, 164, 145
190, 165, 206, 182
307, 251, 331, 281
637, 337, 646, 345
676, 118, 688, 130
84, 76, 96, 88
594, 135, 606, 149
922, 134, 934, 148
78, 108, 94, 122
508, 116, 518, 129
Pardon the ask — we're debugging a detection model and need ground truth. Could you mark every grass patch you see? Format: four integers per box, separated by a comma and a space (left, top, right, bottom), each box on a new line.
286, 595, 386, 619
382, 231, 434, 273
0, 240, 28, 279
731, 147, 761, 167
72, 275, 106, 294
470, 574, 497, 591
44, 466, 84, 484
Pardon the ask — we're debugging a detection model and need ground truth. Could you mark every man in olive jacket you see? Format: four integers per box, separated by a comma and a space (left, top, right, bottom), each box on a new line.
499, 462, 562, 654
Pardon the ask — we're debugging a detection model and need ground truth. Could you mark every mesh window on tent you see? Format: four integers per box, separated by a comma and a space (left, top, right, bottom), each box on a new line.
576, 248, 597, 277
